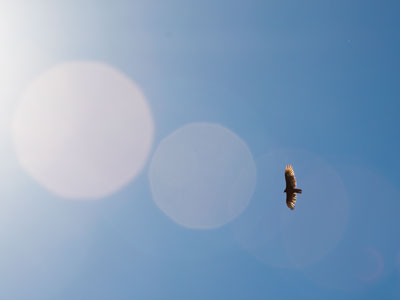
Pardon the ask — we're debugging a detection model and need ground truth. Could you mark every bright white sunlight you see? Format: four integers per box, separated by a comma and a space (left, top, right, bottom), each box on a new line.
0, 1, 399, 299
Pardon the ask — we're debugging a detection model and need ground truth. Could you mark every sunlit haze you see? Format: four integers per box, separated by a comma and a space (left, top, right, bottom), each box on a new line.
0, 1, 399, 299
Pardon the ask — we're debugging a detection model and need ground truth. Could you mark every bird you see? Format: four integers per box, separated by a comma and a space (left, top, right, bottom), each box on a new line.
284, 165, 302, 210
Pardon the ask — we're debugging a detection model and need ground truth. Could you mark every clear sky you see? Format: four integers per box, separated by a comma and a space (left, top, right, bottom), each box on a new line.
1, 1, 400, 299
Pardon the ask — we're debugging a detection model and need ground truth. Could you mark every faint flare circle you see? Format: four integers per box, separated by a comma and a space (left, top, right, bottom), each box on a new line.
12, 61, 154, 199
149, 122, 256, 229
232, 148, 349, 269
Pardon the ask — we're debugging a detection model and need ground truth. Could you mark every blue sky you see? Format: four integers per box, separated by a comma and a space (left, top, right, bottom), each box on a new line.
0, 1, 400, 299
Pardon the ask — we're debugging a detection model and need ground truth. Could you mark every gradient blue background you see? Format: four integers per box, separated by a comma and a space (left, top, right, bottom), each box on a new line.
0, 1, 399, 299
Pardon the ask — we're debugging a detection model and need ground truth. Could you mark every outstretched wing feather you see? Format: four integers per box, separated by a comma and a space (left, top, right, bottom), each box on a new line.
286, 192, 296, 210
285, 164, 297, 189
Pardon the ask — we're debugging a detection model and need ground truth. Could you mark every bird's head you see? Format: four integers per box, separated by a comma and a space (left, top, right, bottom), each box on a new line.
283, 188, 286, 193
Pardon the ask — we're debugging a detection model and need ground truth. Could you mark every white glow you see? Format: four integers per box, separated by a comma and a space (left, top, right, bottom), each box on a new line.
0, 4, 44, 138
12, 61, 154, 199
149, 123, 256, 229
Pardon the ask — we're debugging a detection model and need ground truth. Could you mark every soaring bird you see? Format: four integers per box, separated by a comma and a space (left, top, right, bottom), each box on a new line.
284, 165, 302, 210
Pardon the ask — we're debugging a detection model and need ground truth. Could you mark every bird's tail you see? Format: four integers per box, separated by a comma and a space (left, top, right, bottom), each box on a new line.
294, 189, 302, 194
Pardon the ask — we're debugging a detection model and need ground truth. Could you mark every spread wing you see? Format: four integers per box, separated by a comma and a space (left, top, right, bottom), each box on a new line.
285, 164, 297, 189
286, 192, 296, 210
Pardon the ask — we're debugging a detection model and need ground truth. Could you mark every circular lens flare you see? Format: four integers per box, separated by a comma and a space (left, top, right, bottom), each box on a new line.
302, 166, 399, 290
12, 61, 154, 199
149, 122, 256, 229
233, 148, 349, 269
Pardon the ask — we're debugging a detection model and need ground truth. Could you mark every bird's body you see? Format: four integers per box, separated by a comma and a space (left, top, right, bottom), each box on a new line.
284, 165, 302, 210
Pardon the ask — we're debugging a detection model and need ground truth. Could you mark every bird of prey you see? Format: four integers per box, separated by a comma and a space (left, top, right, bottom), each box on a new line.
284, 165, 302, 210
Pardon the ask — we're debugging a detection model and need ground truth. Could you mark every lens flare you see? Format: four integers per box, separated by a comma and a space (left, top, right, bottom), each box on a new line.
233, 148, 349, 269
149, 122, 256, 229
303, 166, 399, 290
12, 61, 154, 200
